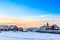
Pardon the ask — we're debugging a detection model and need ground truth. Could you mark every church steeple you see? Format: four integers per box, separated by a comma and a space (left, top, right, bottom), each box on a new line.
47, 22, 49, 26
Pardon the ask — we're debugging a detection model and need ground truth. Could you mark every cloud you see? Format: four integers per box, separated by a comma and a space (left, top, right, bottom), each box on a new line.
0, 13, 60, 21
31, 14, 60, 20
15, 14, 60, 21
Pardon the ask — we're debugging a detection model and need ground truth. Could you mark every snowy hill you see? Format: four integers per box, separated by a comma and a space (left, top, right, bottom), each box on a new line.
0, 32, 60, 40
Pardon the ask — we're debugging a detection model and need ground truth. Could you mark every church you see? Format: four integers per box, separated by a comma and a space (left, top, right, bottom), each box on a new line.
39, 22, 59, 31
46, 23, 59, 30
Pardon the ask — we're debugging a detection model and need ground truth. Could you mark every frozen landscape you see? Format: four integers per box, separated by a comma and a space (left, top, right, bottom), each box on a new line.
0, 32, 60, 40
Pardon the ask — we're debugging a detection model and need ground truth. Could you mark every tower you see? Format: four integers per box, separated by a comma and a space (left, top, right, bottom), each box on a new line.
47, 22, 48, 26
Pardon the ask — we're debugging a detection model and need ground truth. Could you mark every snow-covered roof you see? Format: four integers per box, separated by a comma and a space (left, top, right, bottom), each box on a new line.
46, 26, 51, 28
27, 28, 37, 31
38, 26, 47, 31
54, 24, 60, 29
9, 25, 17, 29
0, 25, 9, 29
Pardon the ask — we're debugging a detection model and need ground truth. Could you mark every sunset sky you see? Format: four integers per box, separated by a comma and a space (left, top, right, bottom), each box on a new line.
0, 0, 60, 28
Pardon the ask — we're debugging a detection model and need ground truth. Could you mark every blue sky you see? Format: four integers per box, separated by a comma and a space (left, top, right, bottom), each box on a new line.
9, 0, 60, 14
0, 0, 60, 21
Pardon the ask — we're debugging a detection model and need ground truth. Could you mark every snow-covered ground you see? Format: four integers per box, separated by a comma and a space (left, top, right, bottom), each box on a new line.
0, 31, 60, 40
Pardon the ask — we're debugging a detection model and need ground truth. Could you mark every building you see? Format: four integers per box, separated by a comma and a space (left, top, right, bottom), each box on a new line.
46, 23, 59, 30
27, 28, 38, 32
0, 25, 9, 31
36, 23, 60, 32
9, 25, 18, 31
0, 25, 23, 31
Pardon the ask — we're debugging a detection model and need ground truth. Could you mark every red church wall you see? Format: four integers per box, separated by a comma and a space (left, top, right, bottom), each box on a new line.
46, 25, 55, 30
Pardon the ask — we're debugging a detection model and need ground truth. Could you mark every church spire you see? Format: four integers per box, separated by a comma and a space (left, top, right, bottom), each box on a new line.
47, 22, 49, 26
